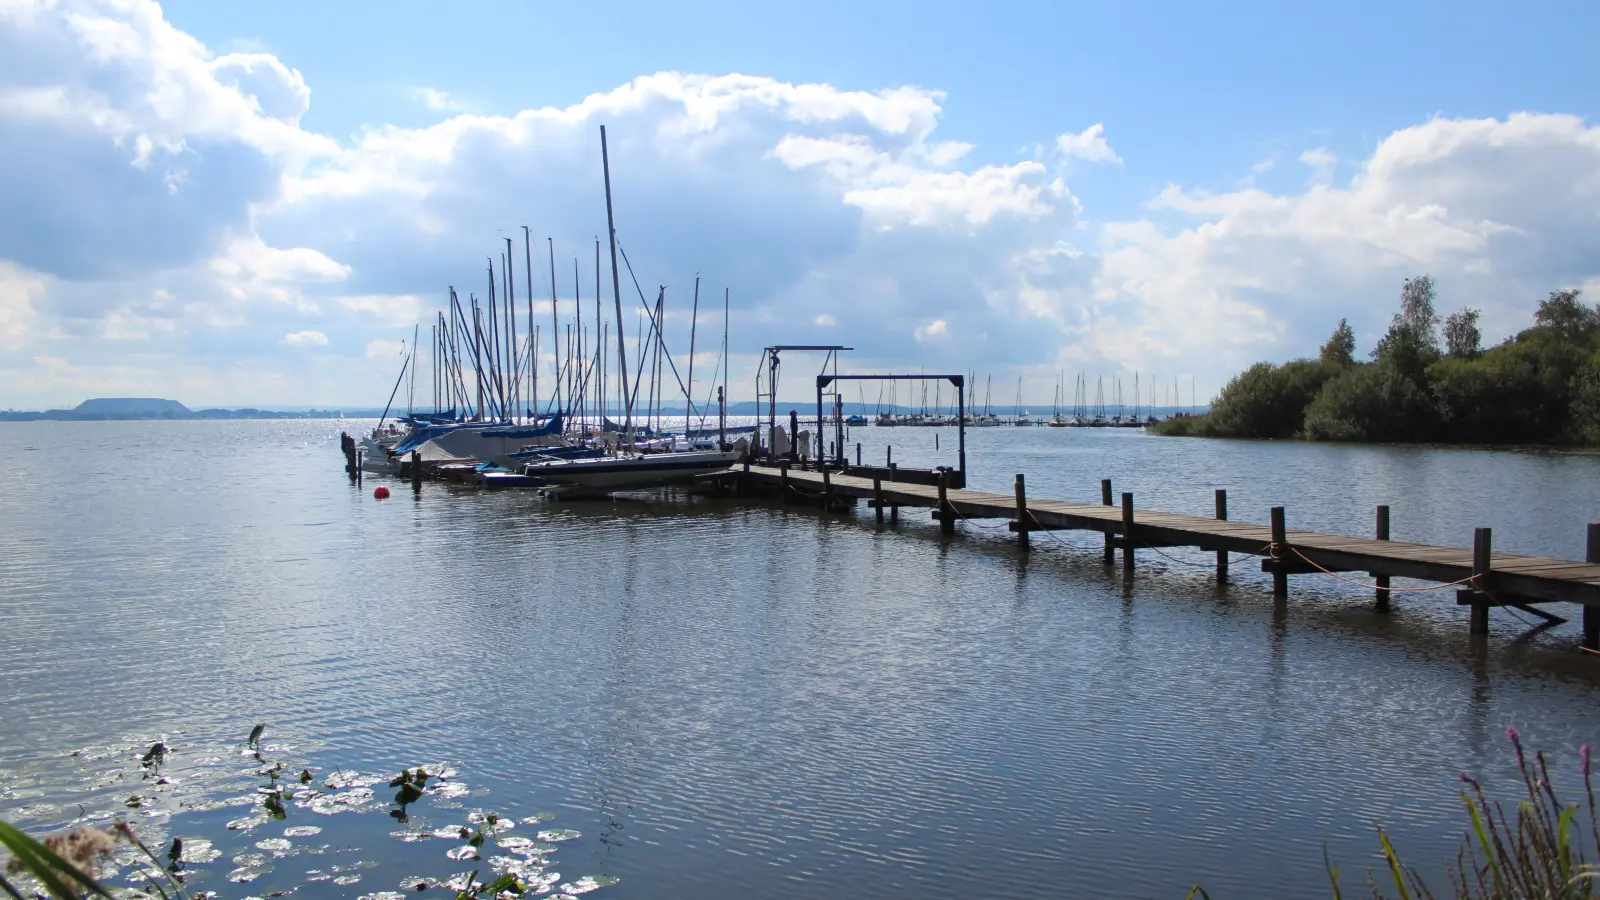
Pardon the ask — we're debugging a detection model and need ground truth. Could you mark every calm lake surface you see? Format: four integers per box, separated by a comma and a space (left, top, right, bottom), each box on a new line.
4, 419, 1600, 897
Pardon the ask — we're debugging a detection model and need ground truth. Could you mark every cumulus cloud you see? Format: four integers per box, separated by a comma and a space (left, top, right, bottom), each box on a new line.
0, 0, 1597, 408
1091, 113, 1600, 377
1055, 124, 1122, 164
282, 328, 327, 346
408, 87, 471, 113
1298, 147, 1338, 180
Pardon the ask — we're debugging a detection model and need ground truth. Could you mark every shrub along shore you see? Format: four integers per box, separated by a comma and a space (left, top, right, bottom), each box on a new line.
1152, 277, 1600, 445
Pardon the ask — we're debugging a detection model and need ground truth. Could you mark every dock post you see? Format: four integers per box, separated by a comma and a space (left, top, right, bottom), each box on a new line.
780, 461, 790, 506
874, 477, 885, 524
937, 472, 955, 536
355, 452, 362, 486
887, 445, 892, 469
1121, 492, 1135, 572
856, 443, 861, 467
1469, 527, 1492, 634
1586, 523, 1599, 651
1375, 506, 1391, 612
822, 468, 833, 511
411, 451, 422, 492
1270, 506, 1288, 600
1101, 479, 1114, 565
1014, 474, 1030, 552
1214, 489, 1228, 583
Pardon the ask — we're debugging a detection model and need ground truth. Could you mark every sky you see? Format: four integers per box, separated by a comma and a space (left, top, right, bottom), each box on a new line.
1, 0, 1597, 408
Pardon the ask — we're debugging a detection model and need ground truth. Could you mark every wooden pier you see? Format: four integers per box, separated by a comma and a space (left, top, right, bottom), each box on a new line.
726, 461, 1600, 651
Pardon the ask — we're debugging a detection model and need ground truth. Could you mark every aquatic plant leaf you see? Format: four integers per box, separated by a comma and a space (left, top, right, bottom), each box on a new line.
247, 725, 264, 749
298, 769, 313, 785
394, 783, 424, 806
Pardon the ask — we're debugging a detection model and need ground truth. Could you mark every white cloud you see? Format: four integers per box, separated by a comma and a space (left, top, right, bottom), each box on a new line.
1298, 147, 1338, 180
408, 87, 470, 113
1055, 123, 1122, 164
365, 338, 406, 359
0, 0, 1597, 409
283, 329, 327, 346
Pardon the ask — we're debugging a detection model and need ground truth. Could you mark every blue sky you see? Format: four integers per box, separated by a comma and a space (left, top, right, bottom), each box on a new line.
1, 0, 1597, 407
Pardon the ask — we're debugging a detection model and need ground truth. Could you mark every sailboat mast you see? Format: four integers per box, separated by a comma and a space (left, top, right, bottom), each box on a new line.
686, 276, 699, 439
547, 237, 561, 420
600, 125, 632, 437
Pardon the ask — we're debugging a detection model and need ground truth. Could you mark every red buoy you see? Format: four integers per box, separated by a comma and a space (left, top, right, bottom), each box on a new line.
374, 486, 391, 500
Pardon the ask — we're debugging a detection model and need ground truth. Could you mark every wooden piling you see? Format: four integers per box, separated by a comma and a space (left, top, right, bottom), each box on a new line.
411, 451, 422, 492
780, 461, 790, 505
1470, 527, 1492, 634
1101, 479, 1114, 565
1014, 474, 1030, 552
1587, 523, 1599, 651
1121, 492, 1135, 571
1270, 506, 1288, 600
937, 472, 955, 536
856, 443, 862, 467
1214, 489, 1228, 583
1375, 506, 1391, 612
874, 477, 885, 525
822, 468, 833, 511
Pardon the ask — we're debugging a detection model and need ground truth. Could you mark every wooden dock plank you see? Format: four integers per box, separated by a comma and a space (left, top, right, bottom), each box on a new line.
733, 465, 1600, 606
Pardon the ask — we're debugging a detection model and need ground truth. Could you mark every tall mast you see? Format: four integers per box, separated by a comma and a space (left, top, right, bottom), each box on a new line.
523, 227, 535, 419
686, 275, 699, 438
600, 125, 632, 436
573, 256, 583, 428
547, 237, 561, 419
505, 238, 517, 422
596, 239, 604, 426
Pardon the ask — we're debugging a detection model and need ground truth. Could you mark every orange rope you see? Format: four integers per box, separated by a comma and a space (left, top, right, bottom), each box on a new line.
1286, 545, 1480, 593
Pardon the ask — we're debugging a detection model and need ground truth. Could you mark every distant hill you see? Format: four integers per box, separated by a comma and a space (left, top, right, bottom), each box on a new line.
73, 398, 192, 417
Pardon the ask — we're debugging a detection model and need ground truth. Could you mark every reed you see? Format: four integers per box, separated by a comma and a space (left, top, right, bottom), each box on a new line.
1337, 732, 1600, 899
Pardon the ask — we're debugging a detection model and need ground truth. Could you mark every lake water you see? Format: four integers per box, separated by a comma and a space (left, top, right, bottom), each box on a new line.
3, 419, 1600, 897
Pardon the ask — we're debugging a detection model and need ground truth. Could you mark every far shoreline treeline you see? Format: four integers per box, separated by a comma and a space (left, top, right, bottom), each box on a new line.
1152, 277, 1600, 446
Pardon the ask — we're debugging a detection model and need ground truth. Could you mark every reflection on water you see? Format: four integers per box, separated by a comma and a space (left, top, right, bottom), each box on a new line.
2, 420, 1599, 898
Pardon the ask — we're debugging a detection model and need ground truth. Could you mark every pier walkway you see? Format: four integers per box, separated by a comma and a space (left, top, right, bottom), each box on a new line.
730, 462, 1600, 649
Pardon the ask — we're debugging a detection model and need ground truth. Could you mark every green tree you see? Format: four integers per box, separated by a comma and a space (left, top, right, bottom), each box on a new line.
1320, 318, 1356, 366
1302, 361, 1438, 442
1533, 288, 1598, 341
1205, 359, 1335, 438
1443, 308, 1481, 358
1372, 276, 1441, 375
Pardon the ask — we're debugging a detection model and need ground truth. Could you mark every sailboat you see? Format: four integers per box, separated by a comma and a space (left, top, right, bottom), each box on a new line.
1048, 369, 1069, 426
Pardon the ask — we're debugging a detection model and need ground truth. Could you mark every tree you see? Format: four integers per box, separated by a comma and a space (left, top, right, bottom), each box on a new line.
1534, 289, 1598, 341
1443, 308, 1481, 358
1373, 275, 1440, 364
1320, 318, 1356, 366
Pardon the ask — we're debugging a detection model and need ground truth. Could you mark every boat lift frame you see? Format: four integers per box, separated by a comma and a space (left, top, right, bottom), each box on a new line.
756, 345, 853, 463
818, 373, 966, 484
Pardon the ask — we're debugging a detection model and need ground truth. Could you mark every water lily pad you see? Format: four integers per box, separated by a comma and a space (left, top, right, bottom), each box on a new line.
304, 869, 331, 882
179, 839, 222, 864
226, 865, 271, 883
232, 853, 267, 867
446, 845, 480, 861
430, 782, 469, 799
356, 893, 407, 900
282, 825, 322, 837
519, 813, 555, 825
562, 875, 620, 894
536, 829, 580, 842
388, 830, 429, 842
255, 838, 291, 852
333, 874, 362, 885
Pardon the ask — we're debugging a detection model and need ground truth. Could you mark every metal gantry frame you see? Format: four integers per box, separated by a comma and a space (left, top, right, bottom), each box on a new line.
817, 373, 966, 481
755, 345, 852, 463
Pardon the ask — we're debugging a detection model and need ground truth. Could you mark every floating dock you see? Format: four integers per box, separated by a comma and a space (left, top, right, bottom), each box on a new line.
725, 461, 1600, 651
